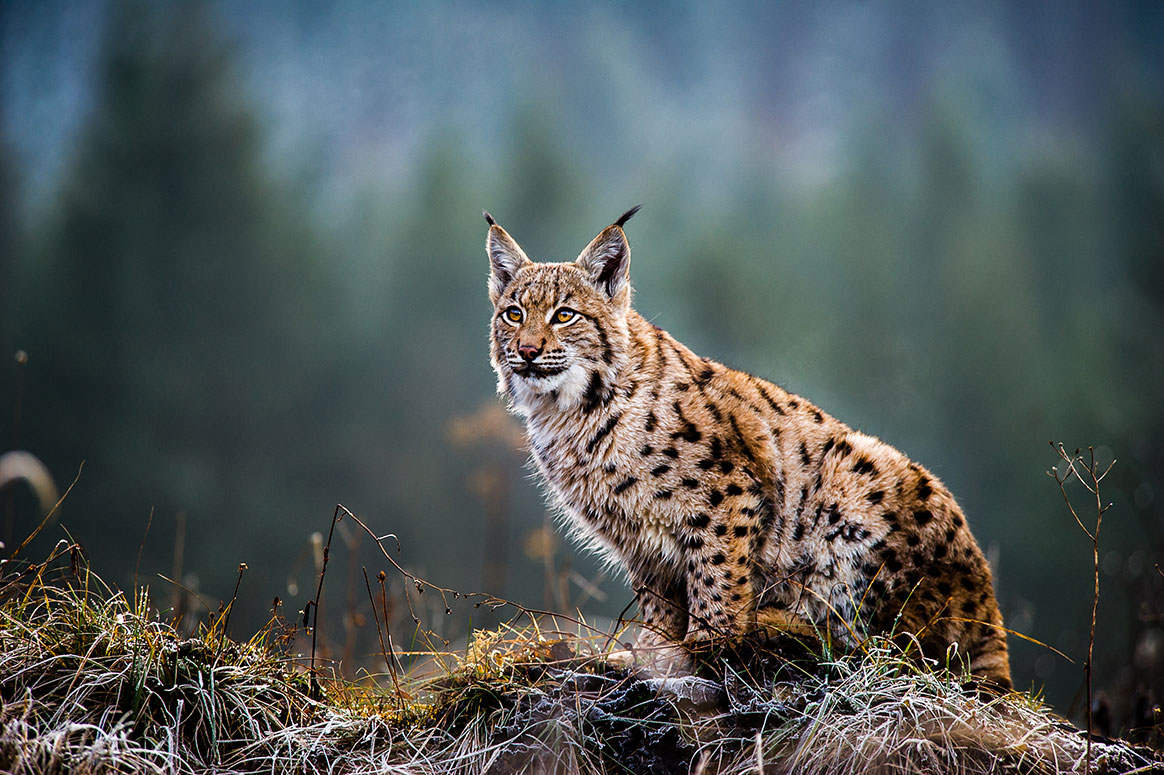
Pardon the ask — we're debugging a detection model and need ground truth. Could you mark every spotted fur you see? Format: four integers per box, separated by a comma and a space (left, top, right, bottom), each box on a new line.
485, 209, 1011, 689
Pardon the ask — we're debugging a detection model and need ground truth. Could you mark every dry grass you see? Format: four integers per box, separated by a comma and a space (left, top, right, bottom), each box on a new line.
735, 643, 1150, 774
0, 541, 1159, 775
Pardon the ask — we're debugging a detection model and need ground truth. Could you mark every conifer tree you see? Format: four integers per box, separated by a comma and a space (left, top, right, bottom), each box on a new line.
28, 0, 333, 590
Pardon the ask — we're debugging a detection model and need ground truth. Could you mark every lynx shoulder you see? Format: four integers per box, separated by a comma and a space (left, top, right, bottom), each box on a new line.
484, 207, 1011, 689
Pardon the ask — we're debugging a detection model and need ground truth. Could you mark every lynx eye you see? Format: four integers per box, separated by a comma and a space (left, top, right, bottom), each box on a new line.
503, 306, 523, 324
553, 308, 577, 324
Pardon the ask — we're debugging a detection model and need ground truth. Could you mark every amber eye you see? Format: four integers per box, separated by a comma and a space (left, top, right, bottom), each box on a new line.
554, 308, 577, 324
504, 306, 523, 323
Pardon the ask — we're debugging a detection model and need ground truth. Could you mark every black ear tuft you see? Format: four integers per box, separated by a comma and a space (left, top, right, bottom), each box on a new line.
483, 209, 497, 227
487, 220, 532, 303
614, 204, 642, 229
575, 222, 632, 300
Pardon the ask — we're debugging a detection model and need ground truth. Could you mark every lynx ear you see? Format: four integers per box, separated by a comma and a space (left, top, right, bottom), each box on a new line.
485, 213, 531, 303
576, 222, 632, 301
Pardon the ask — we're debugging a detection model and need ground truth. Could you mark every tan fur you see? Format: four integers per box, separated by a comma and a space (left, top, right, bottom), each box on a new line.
485, 211, 1012, 689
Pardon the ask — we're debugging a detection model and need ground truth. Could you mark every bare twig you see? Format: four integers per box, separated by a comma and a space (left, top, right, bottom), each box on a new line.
363, 565, 403, 698
219, 561, 247, 643
4, 462, 83, 566
378, 570, 405, 677
4, 351, 29, 547
134, 507, 154, 610
308, 504, 343, 701
1049, 442, 1114, 773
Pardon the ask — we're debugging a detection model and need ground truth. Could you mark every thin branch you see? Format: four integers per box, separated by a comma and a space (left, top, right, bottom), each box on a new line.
363, 565, 402, 698
1049, 441, 1113, 774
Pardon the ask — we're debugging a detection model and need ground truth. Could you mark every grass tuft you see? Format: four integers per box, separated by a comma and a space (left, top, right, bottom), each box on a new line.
0, 542, 1159, 774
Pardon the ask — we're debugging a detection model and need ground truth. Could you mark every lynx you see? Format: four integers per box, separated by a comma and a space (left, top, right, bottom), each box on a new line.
484, 207, 1011, 689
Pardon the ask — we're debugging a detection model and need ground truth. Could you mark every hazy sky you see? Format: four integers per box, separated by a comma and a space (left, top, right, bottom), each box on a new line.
4, 1, 1157, 213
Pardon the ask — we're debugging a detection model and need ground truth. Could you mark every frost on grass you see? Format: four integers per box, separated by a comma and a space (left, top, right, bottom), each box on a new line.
0, 547, 1159, 775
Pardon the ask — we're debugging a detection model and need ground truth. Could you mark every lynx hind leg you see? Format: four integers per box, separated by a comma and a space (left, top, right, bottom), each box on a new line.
906, 602, 1012, 691
755, 607, 821, 641
923, 573, 1013, 690
964, 619, 1012, 691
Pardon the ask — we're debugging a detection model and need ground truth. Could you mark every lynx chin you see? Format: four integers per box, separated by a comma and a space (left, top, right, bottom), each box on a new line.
484, 206, 1011, 689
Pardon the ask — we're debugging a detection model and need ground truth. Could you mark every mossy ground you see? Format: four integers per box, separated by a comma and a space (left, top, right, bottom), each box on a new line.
0, 543, 1159, 774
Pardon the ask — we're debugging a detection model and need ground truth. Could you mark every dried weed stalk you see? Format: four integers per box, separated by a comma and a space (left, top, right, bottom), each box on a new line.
1050, 443, 1115, 772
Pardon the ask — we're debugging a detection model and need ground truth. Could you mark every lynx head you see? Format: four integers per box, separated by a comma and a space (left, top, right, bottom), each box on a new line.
486, 207, 641, 411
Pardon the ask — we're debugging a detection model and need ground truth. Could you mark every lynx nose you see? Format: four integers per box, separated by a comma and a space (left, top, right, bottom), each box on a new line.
517, 343, 542, 362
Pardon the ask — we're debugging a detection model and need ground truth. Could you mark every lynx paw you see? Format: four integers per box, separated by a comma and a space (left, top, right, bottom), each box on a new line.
604, 632, 692, 676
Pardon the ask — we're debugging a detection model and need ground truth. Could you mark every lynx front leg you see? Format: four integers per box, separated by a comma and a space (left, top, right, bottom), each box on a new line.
607, 564, 690, 672
679, 512, 758, 643
631, 564, 688, 646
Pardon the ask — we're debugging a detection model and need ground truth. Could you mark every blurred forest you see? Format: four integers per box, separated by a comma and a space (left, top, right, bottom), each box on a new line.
1, 0, 1162, 729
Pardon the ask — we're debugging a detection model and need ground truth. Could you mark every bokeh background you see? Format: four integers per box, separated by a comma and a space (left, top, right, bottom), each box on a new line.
2, 0, 1162, 729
